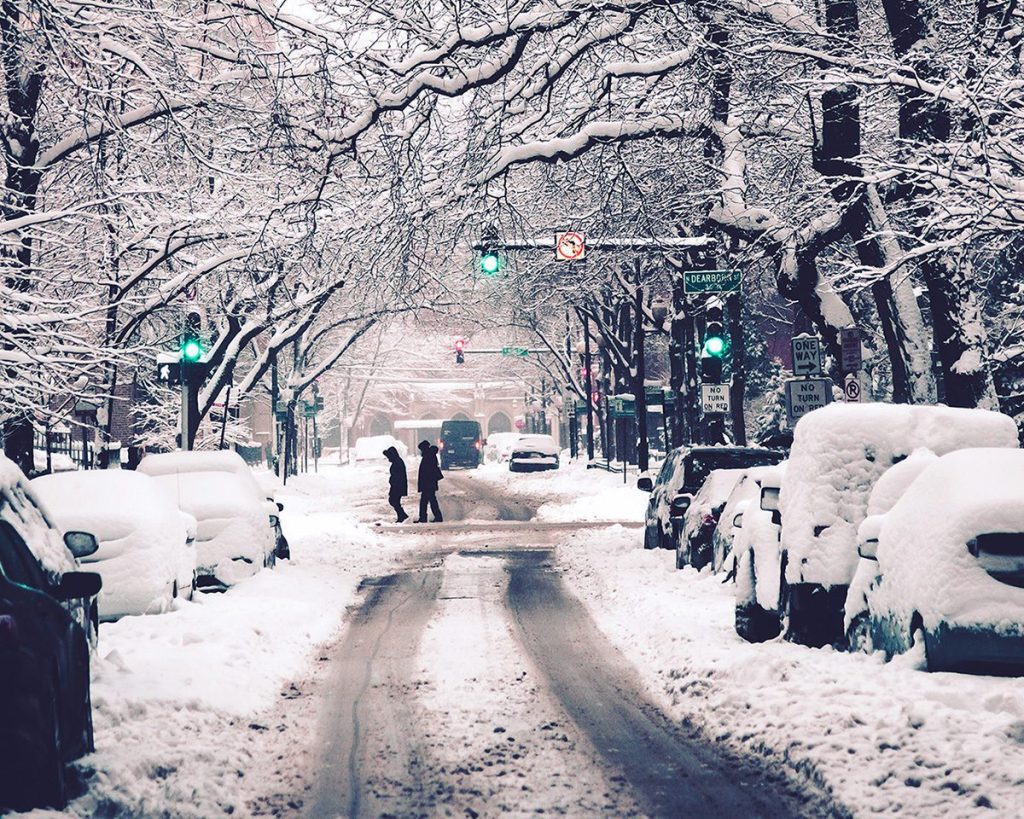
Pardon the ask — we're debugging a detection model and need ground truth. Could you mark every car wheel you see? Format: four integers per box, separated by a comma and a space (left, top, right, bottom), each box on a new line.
674, 545, 686, 570
845, 612, 872, 653
265, 547, 276, 569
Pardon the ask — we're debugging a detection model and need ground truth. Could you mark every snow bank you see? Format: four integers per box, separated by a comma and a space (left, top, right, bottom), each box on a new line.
557, 527, 1024, 817
781, 404, 1019, 587
469, 459, 647, 523
49, 465, 419, 817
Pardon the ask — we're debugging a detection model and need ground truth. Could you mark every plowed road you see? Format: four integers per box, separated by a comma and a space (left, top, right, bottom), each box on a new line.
301, 475, 841, 818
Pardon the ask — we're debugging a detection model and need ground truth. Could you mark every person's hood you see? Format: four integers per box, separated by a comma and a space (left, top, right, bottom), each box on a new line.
429, 445, 439, 455
418, 441, 431, 452
383, 446, 398, 460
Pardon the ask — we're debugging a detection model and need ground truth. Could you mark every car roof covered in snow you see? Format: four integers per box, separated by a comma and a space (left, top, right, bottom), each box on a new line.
139, 450, 264, 502
0, 453, 75, 576
780, 403, 1019, 587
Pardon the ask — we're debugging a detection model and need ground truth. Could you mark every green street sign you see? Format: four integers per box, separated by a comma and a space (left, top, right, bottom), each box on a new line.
663, 389, 677, 402
683, 269, 741, 294
645, 386, 663, 405
610, 396, 636, 418
501, 346, 529, 357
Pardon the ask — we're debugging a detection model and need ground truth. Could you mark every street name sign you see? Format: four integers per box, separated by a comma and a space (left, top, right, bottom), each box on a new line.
840, 327, 862, 373
555, 231, 586, 261
701, 384, 731, 414
610, 396, 636, 418
645, 385, 664, 405
683, 269, 741, 294
501, 346, 530, 357
843, 373, 862, 403
785, 377, 832, 426
791, 334, 823, 377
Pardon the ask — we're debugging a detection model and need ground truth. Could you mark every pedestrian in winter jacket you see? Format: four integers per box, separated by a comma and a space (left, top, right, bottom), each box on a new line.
416, 440, 444, 522
383, 446, 409, 523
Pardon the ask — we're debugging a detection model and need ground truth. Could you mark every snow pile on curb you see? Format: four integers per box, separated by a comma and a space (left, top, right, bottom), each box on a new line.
556, 526, 1024, 818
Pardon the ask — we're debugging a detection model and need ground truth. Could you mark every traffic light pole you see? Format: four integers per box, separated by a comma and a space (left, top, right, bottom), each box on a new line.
583, 316, 595, 460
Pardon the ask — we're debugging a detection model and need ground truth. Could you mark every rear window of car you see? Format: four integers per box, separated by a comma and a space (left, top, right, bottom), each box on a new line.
685, 450, 784, 491
442, 421, 481, 440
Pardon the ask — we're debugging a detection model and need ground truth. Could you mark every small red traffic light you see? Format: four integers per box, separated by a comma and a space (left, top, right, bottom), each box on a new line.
454, 337, 465, 352
591, 390, 601, 405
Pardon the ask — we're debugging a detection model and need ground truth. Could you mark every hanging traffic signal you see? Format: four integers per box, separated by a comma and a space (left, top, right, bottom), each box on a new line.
454, 337, 466, 365
479, 225, 501, 277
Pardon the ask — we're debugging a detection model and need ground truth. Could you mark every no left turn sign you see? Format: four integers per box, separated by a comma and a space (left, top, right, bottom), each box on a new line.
555, 231, 586, 261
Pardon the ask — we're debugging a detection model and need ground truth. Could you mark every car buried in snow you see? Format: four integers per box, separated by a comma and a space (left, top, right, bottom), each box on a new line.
139, 449, 289, 562
673, 468, 745, 571
639, 445, 786, 552
31, 469, 198, 620
139, 452, 278, 591
508, 434, 560, 472
710, 466, 778, 576
776, 403, 1019, 649
854, 448, 1024, 674
734, 462, 788, 643
0, 455, 102, 811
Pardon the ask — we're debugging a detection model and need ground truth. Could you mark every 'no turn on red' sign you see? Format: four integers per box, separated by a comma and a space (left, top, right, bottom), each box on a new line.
555, 231, 586, 261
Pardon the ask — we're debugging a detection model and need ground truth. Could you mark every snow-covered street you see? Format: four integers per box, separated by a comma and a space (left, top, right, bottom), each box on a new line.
14, 460, 1018, 818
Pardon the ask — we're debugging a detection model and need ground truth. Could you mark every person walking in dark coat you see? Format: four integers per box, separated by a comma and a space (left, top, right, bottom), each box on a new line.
416, 440, 444, 523
383, 446, 409, 523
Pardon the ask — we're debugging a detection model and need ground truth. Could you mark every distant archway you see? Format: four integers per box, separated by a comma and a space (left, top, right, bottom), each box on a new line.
368, 415, 392, 436
488, 411, 512, 435
451, 412, 471, 421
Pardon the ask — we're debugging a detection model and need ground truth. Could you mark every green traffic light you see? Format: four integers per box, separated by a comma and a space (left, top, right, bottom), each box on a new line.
703, 336, 725, 357
182, 338, 203, 362
481, 252, 500, 276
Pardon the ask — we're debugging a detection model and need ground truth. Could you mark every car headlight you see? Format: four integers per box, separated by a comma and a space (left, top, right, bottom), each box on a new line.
269, 515, 279, 527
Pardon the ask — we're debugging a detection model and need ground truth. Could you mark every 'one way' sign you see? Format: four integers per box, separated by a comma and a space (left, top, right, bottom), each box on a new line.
791, 334, 823, 377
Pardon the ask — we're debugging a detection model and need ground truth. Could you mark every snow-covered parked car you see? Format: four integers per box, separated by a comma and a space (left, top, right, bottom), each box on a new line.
139, 453, 277, 591
842, 448, 939, 650
856, 449, 1024, 674
484, 432, 522, 463
139, 450, 288, 561
508, 434, 560, 472
778, 403, 1019, 648
0, 456, 102, 810
31, 470, 196, 621
674, 469, 744, 571
640, 445, 785, 551
353, 435, 407, 462
734, 462, 788, 643
711, 466, 777, 575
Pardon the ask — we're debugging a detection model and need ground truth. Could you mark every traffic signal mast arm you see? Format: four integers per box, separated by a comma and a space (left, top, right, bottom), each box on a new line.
471, 236, 714, 251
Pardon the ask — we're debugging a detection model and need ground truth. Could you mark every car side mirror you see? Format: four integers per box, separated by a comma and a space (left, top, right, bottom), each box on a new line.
637, 476, 654, 492
53, 571, 102, 600
63, 530, 99, 558
669, 493, 692, 517
732, 512, 744, 529
857, 540, 878, 560
276, 501, 284, 512
760, 486, 780, 513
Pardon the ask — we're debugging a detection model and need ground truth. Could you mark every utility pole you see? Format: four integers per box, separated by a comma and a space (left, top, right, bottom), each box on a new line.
633, 261, 650, 472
